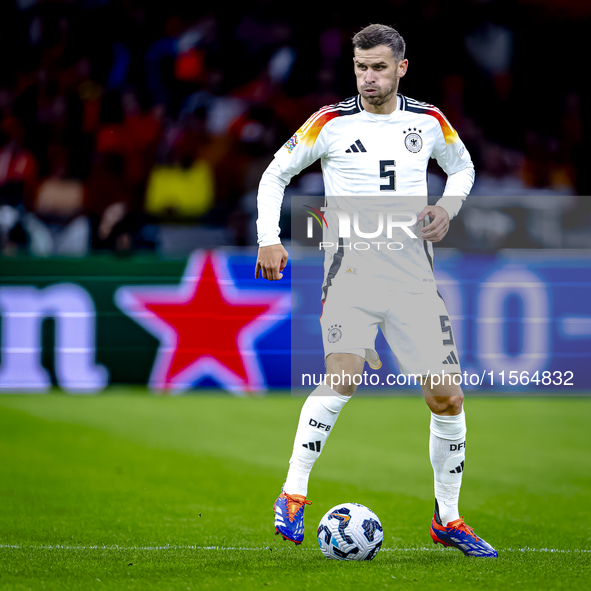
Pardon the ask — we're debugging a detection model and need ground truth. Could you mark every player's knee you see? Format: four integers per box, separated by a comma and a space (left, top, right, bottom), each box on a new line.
424, 393, 464, 415
325, 353, 365, 396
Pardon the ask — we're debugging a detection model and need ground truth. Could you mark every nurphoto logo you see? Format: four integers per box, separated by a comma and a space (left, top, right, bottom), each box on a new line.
304, 205, 418, 251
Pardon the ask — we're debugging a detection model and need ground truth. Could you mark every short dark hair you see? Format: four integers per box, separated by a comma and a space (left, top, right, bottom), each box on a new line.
352, 24, 406, 61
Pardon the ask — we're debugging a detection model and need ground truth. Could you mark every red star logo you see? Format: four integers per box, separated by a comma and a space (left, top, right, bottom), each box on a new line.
115, 251, 289, 392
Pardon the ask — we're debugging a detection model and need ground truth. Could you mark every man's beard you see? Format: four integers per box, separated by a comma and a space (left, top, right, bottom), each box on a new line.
363, 76, 398, 106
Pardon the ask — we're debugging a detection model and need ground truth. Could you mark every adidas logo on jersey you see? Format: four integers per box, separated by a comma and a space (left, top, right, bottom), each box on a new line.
442, 351, 459, 365
345, 139, 367, 153
302, 441, 322, 452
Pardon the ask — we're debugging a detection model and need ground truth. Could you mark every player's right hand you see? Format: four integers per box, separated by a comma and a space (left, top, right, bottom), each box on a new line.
255, 244, 289, 281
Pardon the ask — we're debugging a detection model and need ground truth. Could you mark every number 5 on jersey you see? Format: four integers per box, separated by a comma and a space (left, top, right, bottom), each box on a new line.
380, 160, 396, 191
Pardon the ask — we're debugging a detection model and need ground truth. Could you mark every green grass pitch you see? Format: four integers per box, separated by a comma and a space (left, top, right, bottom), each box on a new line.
0, 390, 590, 590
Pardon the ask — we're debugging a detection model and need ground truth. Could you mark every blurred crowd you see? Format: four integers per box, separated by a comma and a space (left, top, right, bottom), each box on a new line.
0, 0, 589, 256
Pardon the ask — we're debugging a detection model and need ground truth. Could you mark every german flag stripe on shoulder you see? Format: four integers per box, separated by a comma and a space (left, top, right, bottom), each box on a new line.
402, 95, 459, 145
296, 96, 362, 148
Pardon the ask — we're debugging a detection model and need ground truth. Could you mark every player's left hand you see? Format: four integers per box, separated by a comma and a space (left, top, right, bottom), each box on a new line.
418, 205, 450, 243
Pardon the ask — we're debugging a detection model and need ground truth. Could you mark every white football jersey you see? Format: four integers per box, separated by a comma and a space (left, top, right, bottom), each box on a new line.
256, 94, 475, 292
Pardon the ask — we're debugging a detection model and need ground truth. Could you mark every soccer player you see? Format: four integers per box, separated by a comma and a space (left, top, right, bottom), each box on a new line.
255, 24, 497, 557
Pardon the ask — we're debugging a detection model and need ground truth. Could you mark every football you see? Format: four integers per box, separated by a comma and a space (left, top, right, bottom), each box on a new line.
317, 503, 383, 561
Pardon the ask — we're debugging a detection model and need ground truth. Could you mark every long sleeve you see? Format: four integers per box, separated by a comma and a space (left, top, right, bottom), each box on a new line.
256, 107, 334, 246
256, 159, 294, 247
437, 163, 475, 220
430, 109, 475, 220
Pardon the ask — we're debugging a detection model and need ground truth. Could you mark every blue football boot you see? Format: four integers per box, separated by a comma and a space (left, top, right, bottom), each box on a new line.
430, 500, 498, 557
274, 491, 312, 545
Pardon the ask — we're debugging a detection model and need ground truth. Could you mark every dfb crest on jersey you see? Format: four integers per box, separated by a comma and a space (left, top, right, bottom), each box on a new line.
404, 131, 422, 153
328, 324, 342, 343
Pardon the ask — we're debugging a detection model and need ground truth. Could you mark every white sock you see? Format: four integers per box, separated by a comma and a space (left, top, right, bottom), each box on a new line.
429, 410, 467, 526
283, 385, 349, 496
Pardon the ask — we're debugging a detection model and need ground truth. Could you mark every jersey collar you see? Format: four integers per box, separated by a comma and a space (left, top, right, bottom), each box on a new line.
357, 94, 406, 113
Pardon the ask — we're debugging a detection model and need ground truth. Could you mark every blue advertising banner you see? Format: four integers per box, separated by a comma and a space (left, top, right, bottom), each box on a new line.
0, 250, 589, 393
289, 250, 591, 392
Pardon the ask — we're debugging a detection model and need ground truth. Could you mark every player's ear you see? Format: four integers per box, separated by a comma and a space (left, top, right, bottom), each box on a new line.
398, 59, 408, 78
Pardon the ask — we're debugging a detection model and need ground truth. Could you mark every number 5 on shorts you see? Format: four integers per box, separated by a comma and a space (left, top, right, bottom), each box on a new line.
439, 315, 454, 345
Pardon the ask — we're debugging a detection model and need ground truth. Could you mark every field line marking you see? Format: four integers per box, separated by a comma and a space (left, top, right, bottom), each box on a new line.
1, 544, 589, 553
